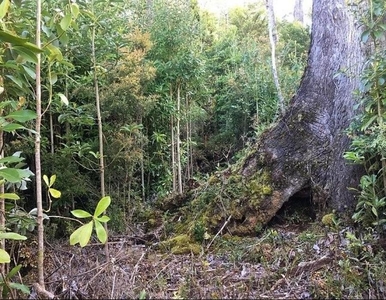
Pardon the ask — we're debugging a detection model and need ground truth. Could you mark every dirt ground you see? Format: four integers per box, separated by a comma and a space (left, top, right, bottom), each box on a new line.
13, 220, 385, 299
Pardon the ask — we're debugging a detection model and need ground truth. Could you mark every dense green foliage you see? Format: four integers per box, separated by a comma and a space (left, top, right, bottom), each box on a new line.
0, 0, 309, 236
345, 0, 386, 230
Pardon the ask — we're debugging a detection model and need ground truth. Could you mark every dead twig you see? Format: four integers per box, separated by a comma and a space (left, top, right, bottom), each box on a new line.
207, 215, 232, 250
289, 254, 333, 276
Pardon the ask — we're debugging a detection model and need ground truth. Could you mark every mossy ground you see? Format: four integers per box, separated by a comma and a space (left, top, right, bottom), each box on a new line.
158, 161, 274, 240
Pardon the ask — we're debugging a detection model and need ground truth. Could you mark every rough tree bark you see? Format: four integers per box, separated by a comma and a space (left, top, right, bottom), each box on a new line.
238, 0, 365, 230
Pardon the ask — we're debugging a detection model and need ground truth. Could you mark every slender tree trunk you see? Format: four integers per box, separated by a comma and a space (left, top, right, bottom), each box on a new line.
176, 83, 183, 195
35, 0, 45, 288
185, 93, 190, 181
49, 113, 54, 155
293, 0, 304, 24
266, 0, 284, 115
170, 87, 177, 193
0, 130, 4, 276
140, 116, 146, 201
0, 80, 4, 274
91, 14, 109, 259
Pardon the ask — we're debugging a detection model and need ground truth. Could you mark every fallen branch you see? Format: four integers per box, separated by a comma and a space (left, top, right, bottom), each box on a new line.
289, 254, 333, 276
207, 215, 232, 250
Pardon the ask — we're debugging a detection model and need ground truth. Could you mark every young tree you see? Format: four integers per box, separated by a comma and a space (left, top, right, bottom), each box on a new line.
266, 0, 284, 115
34, 0, 45, 290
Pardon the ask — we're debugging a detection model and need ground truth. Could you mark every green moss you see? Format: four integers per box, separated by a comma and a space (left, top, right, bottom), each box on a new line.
208, 175, 220, 184
159, 234, 201, 255
160, 159, 274, 237
322, 213, 335, 227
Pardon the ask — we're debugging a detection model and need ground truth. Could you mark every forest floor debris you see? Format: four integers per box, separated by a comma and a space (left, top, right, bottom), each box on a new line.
14, 222, 386, 299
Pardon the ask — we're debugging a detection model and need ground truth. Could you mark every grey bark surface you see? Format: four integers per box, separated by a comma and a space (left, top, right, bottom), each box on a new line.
240, 0, 365, 227
293, 0, 304, 24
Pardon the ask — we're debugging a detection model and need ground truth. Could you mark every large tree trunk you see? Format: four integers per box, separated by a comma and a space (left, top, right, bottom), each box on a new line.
238, 0, 365, 230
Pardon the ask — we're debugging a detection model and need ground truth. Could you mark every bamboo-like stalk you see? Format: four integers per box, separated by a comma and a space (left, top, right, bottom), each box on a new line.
35, 0, 45, 288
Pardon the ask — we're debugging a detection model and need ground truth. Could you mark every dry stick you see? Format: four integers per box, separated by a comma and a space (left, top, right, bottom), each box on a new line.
87, 263, 110, 287
110, 271, 117, 299
130, 251, 146, 285
206, 215, 232, 250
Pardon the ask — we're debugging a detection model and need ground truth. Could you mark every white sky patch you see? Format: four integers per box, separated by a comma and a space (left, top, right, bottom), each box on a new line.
198, 0, 313, 24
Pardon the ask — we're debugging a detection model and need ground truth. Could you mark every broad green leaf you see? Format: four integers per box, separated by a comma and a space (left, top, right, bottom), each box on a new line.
60, 14, 72, 31
70, 226, 81, 245
45, 44, 63, 62
2, 123, 25, 132
6, 75, 24, 89
6, 265, 22, 279
0, 232, 26, 240
0, 0, 10, 20
94, 219, 107, 244
57, 93, 69, 105
71, 209, 92, 218
0, 193, 20, 200
70, 221, 93, 247
0, 248, 10, 263
71, 3, 80, 18
22, 65, 36, 79
361, 115, 377, 131
96, 215, 110, 223
361, 30, 370, 43
8, 282, 29, 295
374, 30, 383, 40
43, 174, 49, 187
0, 30, 42, 52
6, 110, 36, 122
0, 168, 22, 183
82, 10, 96, 21
59, 33, 69, 45
49, 174, 56, 186
16, 168, 33, 179
49, 188, 61, 198
13, 46, 38, 63
78, 222, 93, 247
49, 73, 58, 85
372, 206, 378, 217
94, 196, 111, 217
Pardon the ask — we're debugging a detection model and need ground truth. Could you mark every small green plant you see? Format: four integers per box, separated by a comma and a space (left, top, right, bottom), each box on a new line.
351, 174, 386, 228
70, 196, 111, 247
193, 222, 206, 243
0, 232, 26, 263
43, 174, 61, 200
0, 265, 30, 298
345, 0, 386, 232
